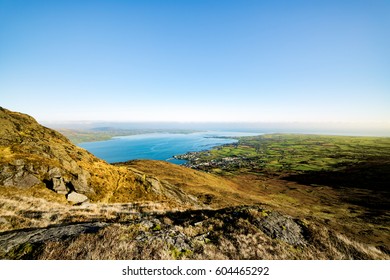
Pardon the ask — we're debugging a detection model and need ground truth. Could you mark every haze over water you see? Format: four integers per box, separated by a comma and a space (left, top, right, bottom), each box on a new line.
79, 131, 262, 164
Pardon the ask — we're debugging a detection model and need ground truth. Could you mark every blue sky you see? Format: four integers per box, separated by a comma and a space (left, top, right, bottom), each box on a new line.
0, 0, 389, 127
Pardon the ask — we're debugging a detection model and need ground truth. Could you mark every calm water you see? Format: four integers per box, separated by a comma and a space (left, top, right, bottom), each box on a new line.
79, 131, 262, 164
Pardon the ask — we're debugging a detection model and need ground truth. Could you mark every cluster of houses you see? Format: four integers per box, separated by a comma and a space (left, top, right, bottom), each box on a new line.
174, 152, 257, 171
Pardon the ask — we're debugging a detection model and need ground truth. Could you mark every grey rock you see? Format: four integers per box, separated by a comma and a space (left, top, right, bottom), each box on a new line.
13, 159, 25, 166
255, 211, 307, 246
16, 173, 40, 188
139, 220, 154, 229
52, 177, 68, 194
0, 222, 108, 253
66, 191, 89, 204
0, 165, 13, 179
147, 229, 192, 252
48, 167, 62, 178
71, 170, 92, 194
2, 169, 40, 188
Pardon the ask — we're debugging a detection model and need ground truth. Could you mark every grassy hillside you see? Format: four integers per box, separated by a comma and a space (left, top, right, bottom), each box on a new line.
174, 134, 390, 254
0, 107, 200, 207
1, 108, 389, 259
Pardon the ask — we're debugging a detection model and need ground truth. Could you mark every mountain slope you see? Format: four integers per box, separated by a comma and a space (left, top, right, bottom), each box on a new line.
1, 107, 388, 260
121, 160, 261, 208
0, 107, 197, 206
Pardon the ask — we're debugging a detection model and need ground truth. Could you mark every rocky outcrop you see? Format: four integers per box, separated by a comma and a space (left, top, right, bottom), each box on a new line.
0, 107, 202, 207
0, 222, 108, 256
0, 158, 94, 197
131, 168, 201, 207
0, 160, 40, 188
0, 107, 97, 198
255, 211, 307, 246
0, 206, 311, 259
52, 177, 67, 194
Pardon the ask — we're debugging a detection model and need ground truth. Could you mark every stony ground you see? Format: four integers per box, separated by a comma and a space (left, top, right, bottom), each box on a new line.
1, 205, 388, 260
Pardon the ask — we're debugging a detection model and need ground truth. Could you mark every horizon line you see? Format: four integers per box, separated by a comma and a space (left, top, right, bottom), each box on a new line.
40, 120, 390, 125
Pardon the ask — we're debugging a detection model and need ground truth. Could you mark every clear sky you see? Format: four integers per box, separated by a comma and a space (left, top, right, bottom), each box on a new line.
0, 0, 389, 127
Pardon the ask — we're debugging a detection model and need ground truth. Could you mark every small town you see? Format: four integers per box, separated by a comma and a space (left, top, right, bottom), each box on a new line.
174, 150, 256, 171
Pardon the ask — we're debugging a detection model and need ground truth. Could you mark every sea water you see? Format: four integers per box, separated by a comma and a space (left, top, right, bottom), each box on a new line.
78, 131, 262, 164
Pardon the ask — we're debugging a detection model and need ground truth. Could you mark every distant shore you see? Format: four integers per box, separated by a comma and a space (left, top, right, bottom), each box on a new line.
58, 128, 202, 144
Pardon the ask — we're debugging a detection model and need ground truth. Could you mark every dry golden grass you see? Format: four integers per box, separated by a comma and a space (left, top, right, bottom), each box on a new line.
2, 159, 388, 260
1, 185, 388, 260
0, 185, 186, 233
118, 161, 390, 255
0, 147, 13, 161
37, 224, 172, 260
122, 160, 262, 207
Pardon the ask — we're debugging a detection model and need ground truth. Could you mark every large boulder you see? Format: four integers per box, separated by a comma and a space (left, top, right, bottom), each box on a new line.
0, 161, 40, 188
66, 192, 89, 205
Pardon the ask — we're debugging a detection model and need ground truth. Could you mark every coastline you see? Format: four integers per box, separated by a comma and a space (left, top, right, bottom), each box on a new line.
77, 131, 259, 164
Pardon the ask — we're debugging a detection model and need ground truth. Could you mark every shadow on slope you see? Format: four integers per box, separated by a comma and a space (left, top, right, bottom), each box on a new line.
283, 160, 390, 210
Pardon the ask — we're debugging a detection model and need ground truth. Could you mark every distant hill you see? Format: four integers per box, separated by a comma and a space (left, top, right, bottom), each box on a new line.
55, 127, 201, 144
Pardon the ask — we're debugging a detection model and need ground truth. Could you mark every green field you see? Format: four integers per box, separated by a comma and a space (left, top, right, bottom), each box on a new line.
175, 133, 390, 254
184, 134, 390, 176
